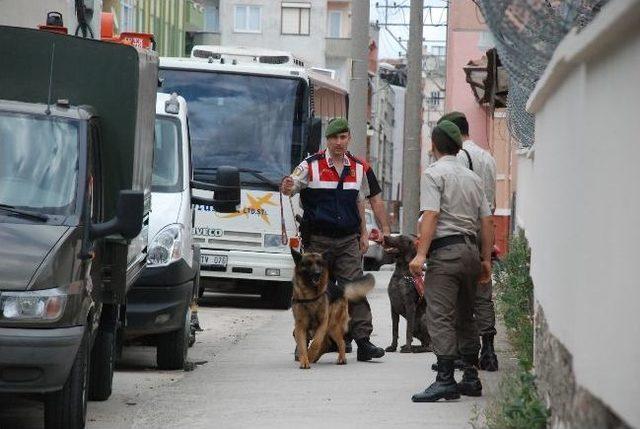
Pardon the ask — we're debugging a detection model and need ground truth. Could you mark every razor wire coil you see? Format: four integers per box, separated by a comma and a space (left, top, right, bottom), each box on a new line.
476, 0, 608, 147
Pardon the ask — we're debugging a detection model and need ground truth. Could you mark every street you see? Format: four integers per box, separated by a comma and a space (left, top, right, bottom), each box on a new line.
0, 269, 511, 429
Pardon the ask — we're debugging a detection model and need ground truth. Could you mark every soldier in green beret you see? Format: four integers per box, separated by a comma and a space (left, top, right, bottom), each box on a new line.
282, 117, 391, 361
438, 111, 499, 371
409, 120, 494, 402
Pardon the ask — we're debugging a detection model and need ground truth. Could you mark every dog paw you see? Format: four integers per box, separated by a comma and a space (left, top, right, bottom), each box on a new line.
299, 357, 311, 369
400, 345, 413, 353
336, 357, 347, 365
385, 345, 397, 352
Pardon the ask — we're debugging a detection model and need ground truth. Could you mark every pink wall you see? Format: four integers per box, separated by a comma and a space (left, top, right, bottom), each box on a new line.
445, 2, 490, 150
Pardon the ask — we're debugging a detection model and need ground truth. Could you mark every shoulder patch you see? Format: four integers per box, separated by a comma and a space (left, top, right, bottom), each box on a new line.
305, 151, 324, 163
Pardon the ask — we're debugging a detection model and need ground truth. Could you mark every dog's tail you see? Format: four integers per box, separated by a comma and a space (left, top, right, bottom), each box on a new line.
343, 273, 375, 301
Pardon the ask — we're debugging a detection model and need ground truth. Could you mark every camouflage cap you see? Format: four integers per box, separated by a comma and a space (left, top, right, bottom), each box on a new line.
325, 117, 350, 138
438, 111, 467, 124
436, 120, 463, 148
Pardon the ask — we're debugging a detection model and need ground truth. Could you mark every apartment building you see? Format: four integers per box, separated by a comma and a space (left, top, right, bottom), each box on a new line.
196, 0, 355, 85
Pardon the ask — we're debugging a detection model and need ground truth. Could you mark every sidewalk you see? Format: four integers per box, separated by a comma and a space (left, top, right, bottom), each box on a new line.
120, 269, 515, 429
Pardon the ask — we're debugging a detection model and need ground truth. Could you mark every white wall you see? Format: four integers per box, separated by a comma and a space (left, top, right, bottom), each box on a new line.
219, 0, 327, 68
522, 0, 640, 426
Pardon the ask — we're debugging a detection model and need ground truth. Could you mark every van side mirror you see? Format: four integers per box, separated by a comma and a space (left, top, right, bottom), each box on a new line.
191, 165, 240, 213
90, 190, 144, 240
306, 117, 322, 155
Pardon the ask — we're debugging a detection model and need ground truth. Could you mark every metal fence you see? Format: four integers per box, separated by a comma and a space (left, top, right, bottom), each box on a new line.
476, 0, 608, 147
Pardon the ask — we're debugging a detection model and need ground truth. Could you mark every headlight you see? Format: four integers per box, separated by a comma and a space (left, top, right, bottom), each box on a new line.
1, 288, 67, 321
148, 224, 183, 267
264, 233, 286, 248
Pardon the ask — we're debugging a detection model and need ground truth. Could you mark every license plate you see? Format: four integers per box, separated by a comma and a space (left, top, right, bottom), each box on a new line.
200, 254, 228, 268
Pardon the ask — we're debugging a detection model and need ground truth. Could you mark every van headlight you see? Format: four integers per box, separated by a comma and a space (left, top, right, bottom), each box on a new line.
148, 224, 183, 267
1, 288, 67, 321
264, 233, 286, 248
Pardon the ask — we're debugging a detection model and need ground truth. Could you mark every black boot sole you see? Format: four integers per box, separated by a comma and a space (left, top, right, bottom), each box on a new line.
458, 386, 482, 397
411, 391, 461, 402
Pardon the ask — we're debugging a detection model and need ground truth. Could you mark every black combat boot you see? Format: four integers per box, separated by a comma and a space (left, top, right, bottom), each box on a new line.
431, 358, 464, 371
457, 355, 482, 397
479, 334, 499, 371
356, 338, 385, 361
412, 358, 460, 402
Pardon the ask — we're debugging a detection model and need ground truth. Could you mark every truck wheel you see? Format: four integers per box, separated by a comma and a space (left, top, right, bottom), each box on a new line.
266, 282, 293, 310
157, 307, 190, 370
88, 330, 116, 401
44, 331, 89, 429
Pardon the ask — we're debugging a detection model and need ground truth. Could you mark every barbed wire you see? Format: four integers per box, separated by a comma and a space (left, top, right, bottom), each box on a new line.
476, 0, 608, 147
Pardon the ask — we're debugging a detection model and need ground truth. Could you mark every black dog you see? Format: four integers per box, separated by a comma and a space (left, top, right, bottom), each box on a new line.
383, 235, 431, 353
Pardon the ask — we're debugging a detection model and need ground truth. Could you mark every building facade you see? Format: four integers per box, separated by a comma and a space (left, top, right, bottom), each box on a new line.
103, 0, 204, 57
444, 0, 513, 252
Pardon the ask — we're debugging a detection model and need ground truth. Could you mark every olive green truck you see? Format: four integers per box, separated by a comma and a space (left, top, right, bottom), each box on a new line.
0, 25, 238, 429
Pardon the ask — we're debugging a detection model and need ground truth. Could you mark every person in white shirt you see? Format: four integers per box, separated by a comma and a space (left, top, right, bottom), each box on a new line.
437, 111, 499, 372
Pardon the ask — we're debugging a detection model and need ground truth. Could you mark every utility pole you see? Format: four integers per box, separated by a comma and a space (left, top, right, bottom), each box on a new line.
348, 0, 370, 158
401, 0, 423, 235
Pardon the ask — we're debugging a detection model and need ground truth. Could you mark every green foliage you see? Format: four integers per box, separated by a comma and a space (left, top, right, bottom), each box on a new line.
482, 370, 550, 429
472, 232, 549, 429
493, 232, 534, 370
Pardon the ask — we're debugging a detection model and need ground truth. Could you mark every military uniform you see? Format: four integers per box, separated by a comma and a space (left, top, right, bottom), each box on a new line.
287, 118, 385, 361
440, 111, 499, 371
412, 120, 492, 403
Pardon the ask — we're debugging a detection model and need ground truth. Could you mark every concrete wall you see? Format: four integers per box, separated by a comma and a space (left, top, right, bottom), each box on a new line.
521, 0, 640, 426
218, 0, 327, 68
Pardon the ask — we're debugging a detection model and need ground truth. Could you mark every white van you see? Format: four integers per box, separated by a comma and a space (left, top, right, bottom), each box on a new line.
125, 93, 239, 369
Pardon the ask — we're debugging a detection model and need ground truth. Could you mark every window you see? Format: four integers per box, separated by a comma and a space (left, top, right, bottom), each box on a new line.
328, 10, 342, 38
120, 0, 135, 32
282, 3, 311, 35
431, 45, 446, 57
234, 5, 261, 33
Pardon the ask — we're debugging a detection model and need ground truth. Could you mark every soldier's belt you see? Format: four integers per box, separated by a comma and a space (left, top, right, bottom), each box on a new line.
429, 235, 476, 254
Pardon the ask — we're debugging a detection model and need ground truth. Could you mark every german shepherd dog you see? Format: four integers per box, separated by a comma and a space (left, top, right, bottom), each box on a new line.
383, 235, 431, 353
290, 249, 375, 369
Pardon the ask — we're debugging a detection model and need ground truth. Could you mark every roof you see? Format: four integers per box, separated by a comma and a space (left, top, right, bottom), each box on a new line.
159, 57, 348, 94
0, 99, 93, 120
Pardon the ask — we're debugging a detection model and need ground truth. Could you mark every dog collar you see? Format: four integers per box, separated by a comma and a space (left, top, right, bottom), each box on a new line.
291, 291, 326, 304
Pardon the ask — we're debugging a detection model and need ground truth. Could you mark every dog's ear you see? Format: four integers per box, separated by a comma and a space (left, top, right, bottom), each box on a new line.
290, 248, 302, 265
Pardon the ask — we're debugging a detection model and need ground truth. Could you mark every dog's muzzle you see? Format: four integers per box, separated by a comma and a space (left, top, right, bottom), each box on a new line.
310, 272, 322, 284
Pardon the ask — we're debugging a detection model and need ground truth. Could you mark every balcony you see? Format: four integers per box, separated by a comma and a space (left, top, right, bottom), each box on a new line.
325, 37, 351, 59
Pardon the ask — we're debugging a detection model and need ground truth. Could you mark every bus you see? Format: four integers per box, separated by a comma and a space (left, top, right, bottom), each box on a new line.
159, 46, 348, 309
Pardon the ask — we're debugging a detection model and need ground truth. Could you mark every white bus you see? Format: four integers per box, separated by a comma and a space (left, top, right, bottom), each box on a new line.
159, 47, 348, 308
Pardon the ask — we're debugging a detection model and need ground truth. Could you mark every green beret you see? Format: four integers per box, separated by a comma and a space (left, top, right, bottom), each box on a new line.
438, 111, 466, 124
436, 120, 463, 148
325, 117, 349, 138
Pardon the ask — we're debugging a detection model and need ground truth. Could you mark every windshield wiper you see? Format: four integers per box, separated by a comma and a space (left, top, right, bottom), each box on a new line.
194, 167, 280, 191
0, 204, 49, 222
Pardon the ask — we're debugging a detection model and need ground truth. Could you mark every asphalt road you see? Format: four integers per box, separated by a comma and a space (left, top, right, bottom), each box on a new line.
0, 269, 511, 429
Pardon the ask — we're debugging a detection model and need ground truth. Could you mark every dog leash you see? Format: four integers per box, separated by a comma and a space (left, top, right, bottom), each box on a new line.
279, 176, 301, 247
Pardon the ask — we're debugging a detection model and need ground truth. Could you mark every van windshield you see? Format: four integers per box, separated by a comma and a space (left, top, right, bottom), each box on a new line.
0, 112, 78, 215
152, 116, 183, 193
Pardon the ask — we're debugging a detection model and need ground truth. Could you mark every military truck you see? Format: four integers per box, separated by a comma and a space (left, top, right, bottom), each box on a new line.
0, 26, 239, 429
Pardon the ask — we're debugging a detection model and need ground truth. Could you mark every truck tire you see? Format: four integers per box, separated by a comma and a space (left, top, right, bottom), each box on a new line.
156, 307, 190, 370
44, 331, 89, 429
266, 282, 293, 310
88, 330, 116, 401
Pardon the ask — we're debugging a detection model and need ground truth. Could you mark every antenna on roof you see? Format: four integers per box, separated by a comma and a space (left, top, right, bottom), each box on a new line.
45, 43, 56, 115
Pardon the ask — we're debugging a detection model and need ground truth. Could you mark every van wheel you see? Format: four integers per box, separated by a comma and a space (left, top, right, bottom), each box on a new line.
44, 331, 89, 429
88, 330, 116, 401
157, 307, 190, 370
265, 282, 292, 310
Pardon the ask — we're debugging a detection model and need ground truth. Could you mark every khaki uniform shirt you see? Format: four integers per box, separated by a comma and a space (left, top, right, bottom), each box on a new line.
420, 155, 491, 239
457, 139, 497, 212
